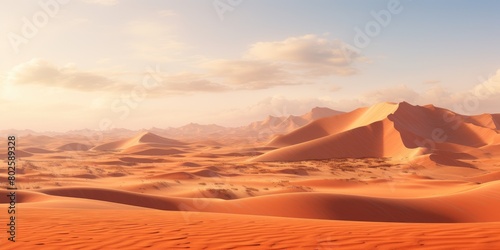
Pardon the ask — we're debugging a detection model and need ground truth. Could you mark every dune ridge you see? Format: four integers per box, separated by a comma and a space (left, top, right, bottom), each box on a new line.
92, 132, 185, 152
25, 181, 500, 223
255, 102, 500, 164
56, 142, 93, 151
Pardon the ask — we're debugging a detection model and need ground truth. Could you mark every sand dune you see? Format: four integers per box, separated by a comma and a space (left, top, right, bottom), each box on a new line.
0, 190, 50, 203
302, 106, 344, 120
268, 102, 400, 147
191, 169, 223, 177
120, 144, 185, 155
149, 172, 197, 180
22, 147, 55, 154
22, 134, 58, 144
56, 142, 92, 151
5, 101, 500, 248
0, 149, 33, 158
26, 180, 500, 223
256, 102, 500, 165
467, 171, 500, 183
465, 113, 500, 130
178, 161, 201, 167
118, 156, 166, 163
92, 132, 185, 151
256, 118, 424, 161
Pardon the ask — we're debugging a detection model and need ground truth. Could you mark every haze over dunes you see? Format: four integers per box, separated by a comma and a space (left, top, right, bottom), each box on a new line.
1, 102, 500, 249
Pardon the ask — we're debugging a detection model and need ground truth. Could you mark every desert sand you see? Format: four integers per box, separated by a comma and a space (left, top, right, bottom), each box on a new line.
1, 102, 500, 249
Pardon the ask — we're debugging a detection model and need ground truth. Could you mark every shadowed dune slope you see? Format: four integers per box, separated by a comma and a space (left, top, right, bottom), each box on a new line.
268, 102, 400, 147
27, 181, 500, 223
256, 102, 500, 163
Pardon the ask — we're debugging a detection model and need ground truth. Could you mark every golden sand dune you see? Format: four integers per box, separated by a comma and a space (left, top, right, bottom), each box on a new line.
21, 147, 55, 154
92, 132, 186, 151
120, 144, 186, 155
268, 102, 400, 147
256, 102, 500, 165
2, 180, 494, 223
4, 102, 500, 249
56, 142, 92, 151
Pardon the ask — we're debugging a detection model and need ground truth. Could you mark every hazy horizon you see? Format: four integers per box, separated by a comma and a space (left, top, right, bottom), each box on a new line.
0, 100, 496, 134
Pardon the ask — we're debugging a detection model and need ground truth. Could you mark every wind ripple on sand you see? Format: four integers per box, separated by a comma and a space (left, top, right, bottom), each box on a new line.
8, 208, 500, 250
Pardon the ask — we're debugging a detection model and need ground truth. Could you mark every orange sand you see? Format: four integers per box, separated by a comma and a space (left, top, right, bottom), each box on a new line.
1, 102, 500, 249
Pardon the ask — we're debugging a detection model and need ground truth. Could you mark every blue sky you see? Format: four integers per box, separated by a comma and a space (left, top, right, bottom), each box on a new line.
1, 0, 500, 131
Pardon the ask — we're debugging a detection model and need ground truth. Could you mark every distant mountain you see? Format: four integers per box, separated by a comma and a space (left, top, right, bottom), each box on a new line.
1, 107, 345, 144
154, 123, 228, 139
245, 107, 344, 135
144, 107, 344, 142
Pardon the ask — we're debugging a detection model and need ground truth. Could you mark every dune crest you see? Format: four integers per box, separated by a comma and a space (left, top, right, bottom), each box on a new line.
92, 132, 185, 152
22, 180, 500, 223
255, 102, 500, 165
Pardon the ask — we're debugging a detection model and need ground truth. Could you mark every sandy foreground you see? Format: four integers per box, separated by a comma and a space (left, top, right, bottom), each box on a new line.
7, 208, 500, 249
1, 149, 500, 249
2, 102, 500, 249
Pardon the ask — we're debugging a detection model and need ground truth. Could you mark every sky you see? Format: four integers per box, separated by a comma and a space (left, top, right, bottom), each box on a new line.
1, 0, 500, 131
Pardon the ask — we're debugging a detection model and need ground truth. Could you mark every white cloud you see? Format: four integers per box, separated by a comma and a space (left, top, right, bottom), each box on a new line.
203, 60, 292, 89
157, 72, 229, 93
5, 59, 228, 95
354, 71, 500, 115
201, 34, 365, 90
9, 58, 500, 116
471, 69, 500, 99
246, 34, 363, 76
9, 33, 361, 93
7, 59, 117, 92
